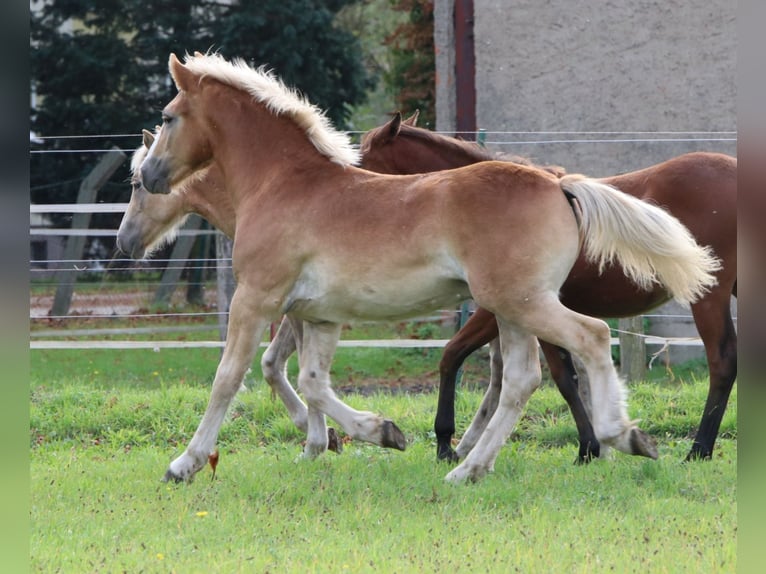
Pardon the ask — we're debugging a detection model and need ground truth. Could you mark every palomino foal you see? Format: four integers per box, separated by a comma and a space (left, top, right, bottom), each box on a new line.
139, 53, 719, 484
118, 130, 377, 458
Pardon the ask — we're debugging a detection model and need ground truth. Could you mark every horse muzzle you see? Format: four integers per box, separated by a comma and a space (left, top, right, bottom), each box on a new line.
115, 227, 146, 260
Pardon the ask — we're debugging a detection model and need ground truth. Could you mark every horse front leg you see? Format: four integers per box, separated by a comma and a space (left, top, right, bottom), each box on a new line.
297, 322, 406, 458
260, 316, 342, 453
436, 307, 498, 461
454, 337, 503, 459
261, 315, 307, 430
163, 287, 270, 483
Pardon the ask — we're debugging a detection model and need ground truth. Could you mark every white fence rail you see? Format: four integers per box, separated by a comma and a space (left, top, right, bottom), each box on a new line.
29, 202, 717, 357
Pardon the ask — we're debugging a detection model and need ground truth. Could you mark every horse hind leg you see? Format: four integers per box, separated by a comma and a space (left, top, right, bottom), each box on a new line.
522, 295, 657, 459
297, 322, 406, 458
686, 293, 737, 460
446, 321, 541, 483
539, 341, 601, 463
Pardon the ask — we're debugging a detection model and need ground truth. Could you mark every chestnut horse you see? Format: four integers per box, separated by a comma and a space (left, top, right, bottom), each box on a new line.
359, 112, 737, 463
138, 53, 718, 484
118, 130, 345, 454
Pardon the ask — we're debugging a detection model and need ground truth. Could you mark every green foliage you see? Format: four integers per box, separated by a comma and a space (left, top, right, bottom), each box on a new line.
385, 0, 435, 127
335, 0, 410, 131
29, 376, 736, 572
30, 0, 372, 218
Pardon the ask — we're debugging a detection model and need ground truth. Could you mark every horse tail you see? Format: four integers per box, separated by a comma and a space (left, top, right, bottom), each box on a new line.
559, 174, 721, 305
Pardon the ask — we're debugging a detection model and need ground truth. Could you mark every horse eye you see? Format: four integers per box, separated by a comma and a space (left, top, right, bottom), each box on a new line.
162, 113, 173, 125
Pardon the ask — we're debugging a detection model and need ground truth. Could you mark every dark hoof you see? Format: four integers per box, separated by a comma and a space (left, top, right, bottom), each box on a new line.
381, 420, 406, 451
684, 444, 712, 462
437, 445, 460, 464
162, 468, 187, 484
327, 427, 343, 454
574, 440, 600, 465
630, 428, 658, 460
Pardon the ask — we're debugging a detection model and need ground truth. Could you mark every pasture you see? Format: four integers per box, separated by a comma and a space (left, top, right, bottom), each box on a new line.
30, 345, 736, 572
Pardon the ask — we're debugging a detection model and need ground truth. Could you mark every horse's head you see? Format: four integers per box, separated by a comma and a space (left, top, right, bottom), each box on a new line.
117, 129, 189, 259
360, 112, 568, 178
141, 53, 213, 195
359, 111, 419, 173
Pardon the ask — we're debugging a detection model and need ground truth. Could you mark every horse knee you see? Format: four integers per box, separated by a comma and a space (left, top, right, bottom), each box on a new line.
499, 368, 541, 408
260, 353, 280, 386
297, 370, 330, 403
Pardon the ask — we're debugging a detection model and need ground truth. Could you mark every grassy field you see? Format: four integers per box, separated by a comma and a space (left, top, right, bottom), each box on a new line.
30, 344, 736, 573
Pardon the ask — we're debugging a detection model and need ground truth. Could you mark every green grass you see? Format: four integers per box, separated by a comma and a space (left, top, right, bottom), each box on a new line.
30, 345, 736, 573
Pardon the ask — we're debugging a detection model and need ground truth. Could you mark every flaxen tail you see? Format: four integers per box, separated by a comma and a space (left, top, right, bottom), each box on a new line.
559, 174, 721, 305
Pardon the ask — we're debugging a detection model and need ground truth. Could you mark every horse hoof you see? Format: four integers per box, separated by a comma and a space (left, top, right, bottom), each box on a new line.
162, 468, 188, 484
381, 420, 406, 451
684, 445, 712, 462
437, 446, 460, 464
574, 440, 600, 465
445, 464, 485, 484
327, 427, 343, 454
630, 428, 658, 460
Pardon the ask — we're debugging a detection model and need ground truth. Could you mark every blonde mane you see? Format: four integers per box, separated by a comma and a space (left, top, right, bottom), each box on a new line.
130, 142, 149, 175
179, 52, 360, 167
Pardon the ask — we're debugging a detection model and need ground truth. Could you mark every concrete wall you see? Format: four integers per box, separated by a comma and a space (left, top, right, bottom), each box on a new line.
435, 0, 737, 363
471, 0, 736, 175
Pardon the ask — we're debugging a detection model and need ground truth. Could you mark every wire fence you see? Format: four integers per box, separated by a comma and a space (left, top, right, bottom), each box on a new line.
29, 130, 736, 354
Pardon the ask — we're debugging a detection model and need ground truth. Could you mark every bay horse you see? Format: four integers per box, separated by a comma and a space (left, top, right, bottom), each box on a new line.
138, 52, 719, 484
359, 112, 737, 463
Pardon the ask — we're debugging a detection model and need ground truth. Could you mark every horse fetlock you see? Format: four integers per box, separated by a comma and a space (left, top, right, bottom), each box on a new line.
436, 437, 459, 463
444, 461, 489, 484
302, 440, 328, 459
574, 439, 601, 464
602, 426, 658, 460
162, 452, 207, 483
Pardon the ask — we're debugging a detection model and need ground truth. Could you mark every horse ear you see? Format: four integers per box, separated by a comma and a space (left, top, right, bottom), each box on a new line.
387, 112, 403, 139
169, 53, 194, 91
193, 51, 204, 58
403, 110, 420, 127
142, 129, 155, 148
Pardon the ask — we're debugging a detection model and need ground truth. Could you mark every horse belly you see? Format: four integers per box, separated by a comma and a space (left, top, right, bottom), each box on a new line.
284, 262, 471, 323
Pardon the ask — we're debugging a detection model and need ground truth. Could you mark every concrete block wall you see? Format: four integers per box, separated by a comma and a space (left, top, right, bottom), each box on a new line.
471, 0, 736, 175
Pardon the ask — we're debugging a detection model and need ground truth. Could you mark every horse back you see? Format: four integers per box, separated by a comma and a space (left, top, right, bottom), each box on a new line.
602, 152, 736, 258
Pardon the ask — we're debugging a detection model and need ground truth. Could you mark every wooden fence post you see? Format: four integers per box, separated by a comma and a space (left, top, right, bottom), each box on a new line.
51, 147, 126, 317
618, 316, 646, 382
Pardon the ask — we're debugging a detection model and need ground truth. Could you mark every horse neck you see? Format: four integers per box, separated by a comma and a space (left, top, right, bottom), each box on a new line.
394, 133, 492, 173
203, 89, 332, 203
181, 167, 236, 239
